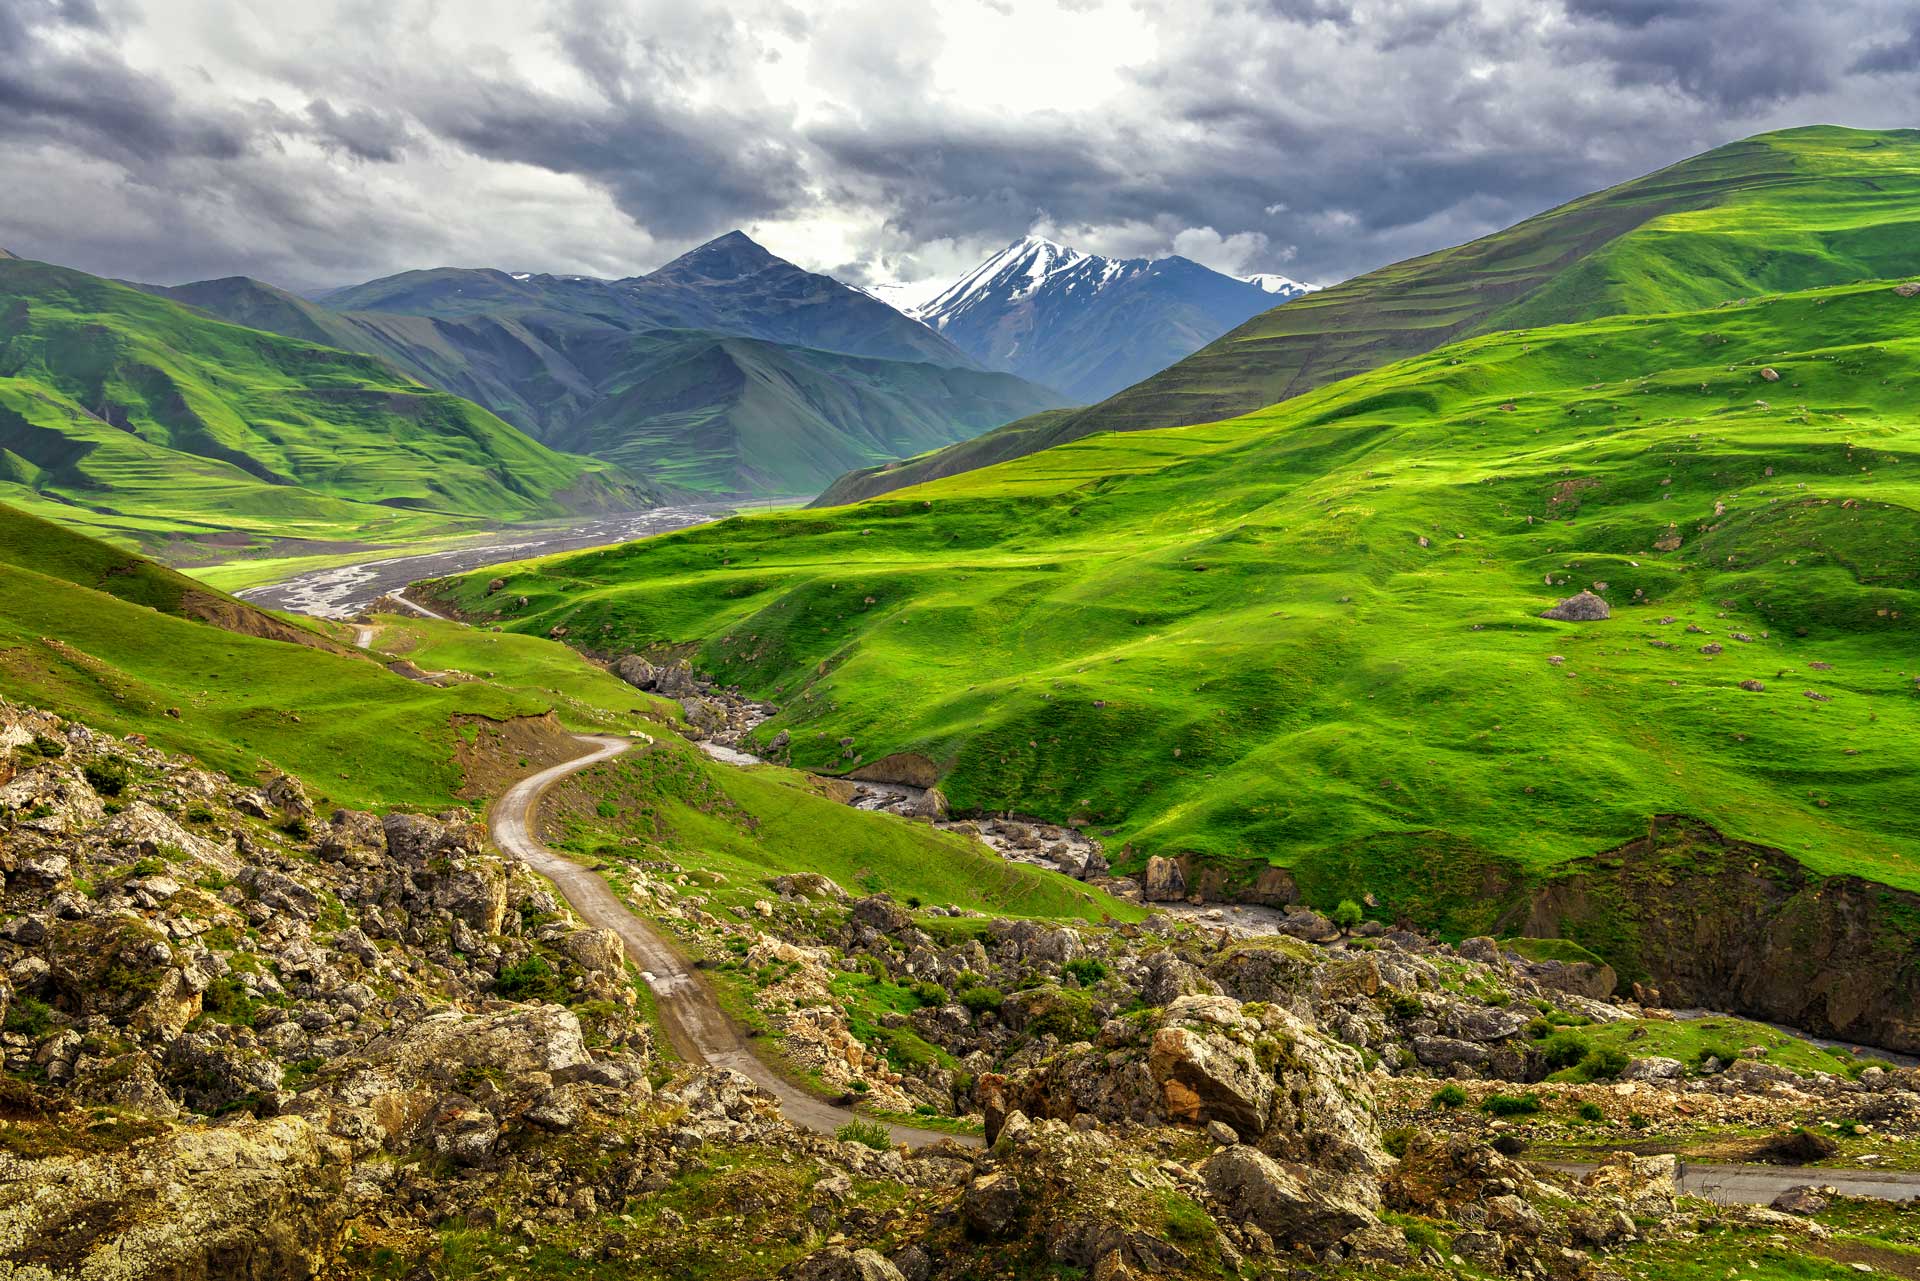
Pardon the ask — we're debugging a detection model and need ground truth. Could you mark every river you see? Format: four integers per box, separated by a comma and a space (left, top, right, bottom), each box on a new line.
237, 503, 741, 619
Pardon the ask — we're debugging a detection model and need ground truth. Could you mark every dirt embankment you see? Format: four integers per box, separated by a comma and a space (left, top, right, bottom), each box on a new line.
452, 713, 592, 801
1522, 816, 1920, 1055
178, 590, 352, 656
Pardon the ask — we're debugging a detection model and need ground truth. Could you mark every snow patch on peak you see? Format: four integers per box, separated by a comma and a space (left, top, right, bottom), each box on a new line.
1240, 272, 1319, 296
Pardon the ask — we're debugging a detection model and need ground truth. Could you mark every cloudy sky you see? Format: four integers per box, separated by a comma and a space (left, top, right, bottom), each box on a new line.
4, 0, 1918, 297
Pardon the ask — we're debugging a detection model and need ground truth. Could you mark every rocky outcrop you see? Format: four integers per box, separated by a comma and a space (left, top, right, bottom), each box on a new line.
1526, 816, 1920, 1053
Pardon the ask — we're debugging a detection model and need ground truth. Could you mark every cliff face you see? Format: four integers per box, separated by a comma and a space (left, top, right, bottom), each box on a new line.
1524, 817, 1920, 1054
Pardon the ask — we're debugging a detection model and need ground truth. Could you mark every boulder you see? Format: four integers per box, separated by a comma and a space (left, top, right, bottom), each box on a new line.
1580, 1152, 1678, 1217
1769, 1185, 1834, 1216
962, 1171, 1023, 1237
791, 1247, 908, 1281
1141, 855, 1186, 902
1201, 1145, 1377, 1247
1540, 591, 1610, 622
1619, 1056, 1685, 1082
613, 655, 657, 689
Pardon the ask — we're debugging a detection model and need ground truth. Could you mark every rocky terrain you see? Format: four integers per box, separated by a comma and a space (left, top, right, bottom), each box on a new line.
4, 696, 1917, 1280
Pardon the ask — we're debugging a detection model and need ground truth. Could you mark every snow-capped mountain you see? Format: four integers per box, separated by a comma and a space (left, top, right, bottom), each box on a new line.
902, 236, 1308, 402
1240, 272, 1319, 298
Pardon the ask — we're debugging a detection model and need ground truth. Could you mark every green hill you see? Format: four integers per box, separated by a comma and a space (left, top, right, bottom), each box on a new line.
0, 503, 1123, 921
817, 125, 1920, 505
436, 275, 1920, 934
0, 256, 654, 557
549, 330, 1067, 494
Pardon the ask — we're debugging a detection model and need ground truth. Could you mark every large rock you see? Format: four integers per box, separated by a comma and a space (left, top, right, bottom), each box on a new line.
1201, 1145, 1377, 1247
962, 1171, 1023, 1237
613, 654, 658, 689
1581, 1152, 1678, 1217
791, 1247, 908, 1281
0, 1115, 351, 1280
1149, 1020, 1274, 1137
1140, 855, 1186, 902
1540, 590, 1610, 622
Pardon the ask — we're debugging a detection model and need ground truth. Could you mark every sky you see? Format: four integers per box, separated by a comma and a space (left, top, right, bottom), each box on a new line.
4, 0, 1919, 297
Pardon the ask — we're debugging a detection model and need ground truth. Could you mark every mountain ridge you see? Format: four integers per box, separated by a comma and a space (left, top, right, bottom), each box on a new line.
814, 124, 1920, 507
158, 232, 1064, 497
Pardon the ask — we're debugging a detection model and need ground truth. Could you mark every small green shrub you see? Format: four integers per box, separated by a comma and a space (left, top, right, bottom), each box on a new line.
1628, 1113, 1652, 1130
494, 955, 564, 1001
835, 1120, 892, 1151
1540, 1030, 1590, 1071
26, 734, 66, 759
1331, 899, 1364, 930
1402, 1223, 1441, 1251
3, 998, 54, 1038
1429, 1083, 1468, 1109
1383, 1126, 1414, 1158
910, 981, 947, 1008
1481, 1093, 1541, 1117
1062, 957, 1110, 986
1571, 1047, 1630, 1081
957, 984, 1003, 1015
1389, 993, 1424, 1020
1577, 1102, 1605, 1122
82, 759, 130, 797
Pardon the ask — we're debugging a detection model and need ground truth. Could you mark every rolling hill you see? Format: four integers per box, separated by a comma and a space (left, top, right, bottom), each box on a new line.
815, 125, 1920, 505
547, 330, 1068, 494
435, 272, 1920, 968
0, 256, 653, 558
160, 233, 1064, 497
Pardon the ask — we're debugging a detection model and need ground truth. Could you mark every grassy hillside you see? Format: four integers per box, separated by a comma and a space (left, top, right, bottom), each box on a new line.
437, 277, 1920, 926
551, 330, 1063, 494
0, 505, 1124, 921
818, 125, 1920, 505
0, 256, 650, 557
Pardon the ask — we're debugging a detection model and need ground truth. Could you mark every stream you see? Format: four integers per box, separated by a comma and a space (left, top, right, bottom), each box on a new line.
238, 503, 740, 619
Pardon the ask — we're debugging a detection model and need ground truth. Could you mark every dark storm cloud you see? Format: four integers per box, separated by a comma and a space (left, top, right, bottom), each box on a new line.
0, 0, 255, 167
1, 0, 1917, 293
305, 100, 411, 164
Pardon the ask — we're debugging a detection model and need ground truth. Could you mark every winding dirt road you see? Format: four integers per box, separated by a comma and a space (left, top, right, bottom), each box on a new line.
1541, 1159, 1920, 1206
489, 733, 976, 1150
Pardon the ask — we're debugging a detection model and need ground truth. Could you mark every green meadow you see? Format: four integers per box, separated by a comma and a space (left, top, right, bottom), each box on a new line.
442, 275, 1920, 920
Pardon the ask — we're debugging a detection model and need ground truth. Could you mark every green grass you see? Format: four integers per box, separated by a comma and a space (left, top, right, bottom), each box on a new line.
440, 272, 1920, 937
0, 255, 645, 559
819, 125, 1920, 505
544, 740, 1141, 924
1549, 1017, 1893, 1081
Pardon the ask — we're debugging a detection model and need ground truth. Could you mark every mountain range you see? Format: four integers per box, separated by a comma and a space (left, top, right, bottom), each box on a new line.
151, 232, 1063, 498
899, 236, 1312, 403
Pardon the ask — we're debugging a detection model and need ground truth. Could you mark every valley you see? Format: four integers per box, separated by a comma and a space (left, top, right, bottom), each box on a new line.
6, 98, 1920, 1281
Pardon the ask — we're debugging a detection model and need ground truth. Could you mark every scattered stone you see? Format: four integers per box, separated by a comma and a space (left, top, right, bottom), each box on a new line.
1540, 591, 1609, 622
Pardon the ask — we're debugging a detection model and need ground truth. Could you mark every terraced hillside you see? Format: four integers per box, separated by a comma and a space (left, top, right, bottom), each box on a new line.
439, 277, 1920, 972
0, 257, 650, 557
818, 125, 1920, 504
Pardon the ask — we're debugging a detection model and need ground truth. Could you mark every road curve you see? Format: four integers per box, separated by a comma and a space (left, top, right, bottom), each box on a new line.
490, 733, 977, 1150
1541, 1159, 1920, 1206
